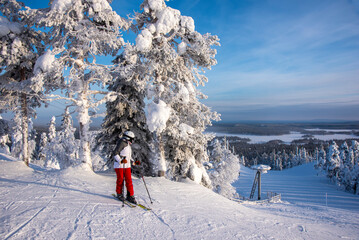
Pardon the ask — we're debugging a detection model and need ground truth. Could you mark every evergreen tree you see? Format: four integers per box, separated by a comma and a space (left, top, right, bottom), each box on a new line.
43, 116, 60, 169
132, 0, 220, 184
96, 46, 152, 173
317, 145, 326, 171
349, 140, 359, 194
206, 138, 240, 198
57, 107, 78, 168
37, 132, 48, 164
10, 110, 23, 159
326, 141, 341, 181
0, 0, 46, 166
48, 116, 56, 143
0, 115, 10, 154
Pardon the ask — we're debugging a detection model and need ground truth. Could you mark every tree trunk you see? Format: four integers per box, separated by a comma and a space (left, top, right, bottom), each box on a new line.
156, 133, 166, 176
20, 68, 29, 167
78, 86, 92, 169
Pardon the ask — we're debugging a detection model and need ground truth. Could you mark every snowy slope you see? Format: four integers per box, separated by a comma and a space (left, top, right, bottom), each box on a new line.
1, 153, 358, 240
235, 163, 359, 211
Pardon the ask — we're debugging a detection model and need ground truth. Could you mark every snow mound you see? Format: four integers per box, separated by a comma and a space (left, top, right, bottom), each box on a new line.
34, 50, 56, 74
146, 100, 171, 133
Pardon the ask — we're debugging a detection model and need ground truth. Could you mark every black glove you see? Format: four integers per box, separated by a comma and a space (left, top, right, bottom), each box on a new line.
135, 160, 141, 165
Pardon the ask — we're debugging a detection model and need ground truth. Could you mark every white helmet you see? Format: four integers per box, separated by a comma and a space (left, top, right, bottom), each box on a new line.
123, 130, 135, 140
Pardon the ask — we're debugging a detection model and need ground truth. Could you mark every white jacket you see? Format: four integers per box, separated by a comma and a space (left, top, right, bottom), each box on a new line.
114, 144, 132, 169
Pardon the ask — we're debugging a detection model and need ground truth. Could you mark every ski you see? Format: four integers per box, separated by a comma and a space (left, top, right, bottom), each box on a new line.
111, 194, 136, 208
111, 194, 151, 210
136, 203, 152, 211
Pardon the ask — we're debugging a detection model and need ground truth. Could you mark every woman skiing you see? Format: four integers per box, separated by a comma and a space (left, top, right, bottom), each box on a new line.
113, 130, 140, 204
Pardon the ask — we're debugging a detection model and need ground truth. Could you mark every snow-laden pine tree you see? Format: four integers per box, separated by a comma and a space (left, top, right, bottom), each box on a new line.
0, 115, 11, 154
29, 0, 129, 169
206, 138, 240, 198
37, 132, 48, 164
316, 145, 326, 171
338, 141, 350, 187
96, 45, 153, 173
57, 107, 79, 168
0, 0, 46, 166
326, 141, 341, 181
42, 116, 60, 169
133, 0, 220, 185
48, 116, 56, 143
349, 140, 359, 194
10, 110, 23, 159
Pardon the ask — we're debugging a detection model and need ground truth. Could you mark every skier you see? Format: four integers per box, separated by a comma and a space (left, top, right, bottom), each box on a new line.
113, 130, 140, 204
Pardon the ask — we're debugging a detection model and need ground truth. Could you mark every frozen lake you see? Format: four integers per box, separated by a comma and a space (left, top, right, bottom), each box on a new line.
209, 131, 359, 144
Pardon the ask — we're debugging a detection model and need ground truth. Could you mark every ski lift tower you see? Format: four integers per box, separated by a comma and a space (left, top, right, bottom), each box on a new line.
250, 165, 271, 200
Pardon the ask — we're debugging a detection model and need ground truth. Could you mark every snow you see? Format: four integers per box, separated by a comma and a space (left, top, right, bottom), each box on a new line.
188, 156, 202, 184
90, 0, 112, 12
146, 100, 171, 133
211, 131, 359, 144
148, 0, 165, 12
178, 83, 190, 103
155, 7, 181, 35
178, 41, 187, 55
51, 0, 73, 12
1, 154, 358, 239
251, 164, 271, 173
305, 128, 354, 132
0, 16, 22, 37
34, 50, 56, 75
180, 16, 195, 32
135, 29, 153, 52
11, 38, 22, 55
179, 123, 194, 136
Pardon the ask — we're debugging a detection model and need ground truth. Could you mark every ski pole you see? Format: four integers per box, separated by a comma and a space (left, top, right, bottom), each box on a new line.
141, 174, 153, 204
122, 160, 125, 207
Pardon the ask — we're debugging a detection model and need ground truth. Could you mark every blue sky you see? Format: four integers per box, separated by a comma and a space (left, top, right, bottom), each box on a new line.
11, 0, 359, 123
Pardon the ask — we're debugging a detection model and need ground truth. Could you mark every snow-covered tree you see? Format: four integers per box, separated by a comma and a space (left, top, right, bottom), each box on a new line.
10, 111, 23, 158
349, 140, 359, 194
57, 107, 78, 168
133, 0, 220, 184
0, 0, 46, 166
326, 141, 341, 181
48, 116, 57, 143
42, 116, 60, 169
0, 115, 11, 154
206, 138, 240, 198
316, 145, 326, 171
36, 132, 48, 164
96, 46, 153, 173
30, 0, 129, 169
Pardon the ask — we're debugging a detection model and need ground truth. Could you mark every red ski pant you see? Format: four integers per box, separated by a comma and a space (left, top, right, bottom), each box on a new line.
115, 168, 134, 196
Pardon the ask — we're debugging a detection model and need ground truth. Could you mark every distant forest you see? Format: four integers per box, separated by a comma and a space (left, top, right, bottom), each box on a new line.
208, 121, 359, 136
209, 121, 359, 170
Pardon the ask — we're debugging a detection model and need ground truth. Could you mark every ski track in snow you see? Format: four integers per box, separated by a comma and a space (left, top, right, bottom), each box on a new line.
1, 153, 359, 239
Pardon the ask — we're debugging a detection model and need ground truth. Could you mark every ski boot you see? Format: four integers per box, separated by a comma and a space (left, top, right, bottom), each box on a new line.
126, 195, 137, 204
116, 194, 125, 201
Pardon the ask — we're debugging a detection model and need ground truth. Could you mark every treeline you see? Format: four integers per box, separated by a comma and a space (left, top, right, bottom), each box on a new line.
315, 141, 359, 194
226, 137, 321, 169
217, 136, 359, 194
